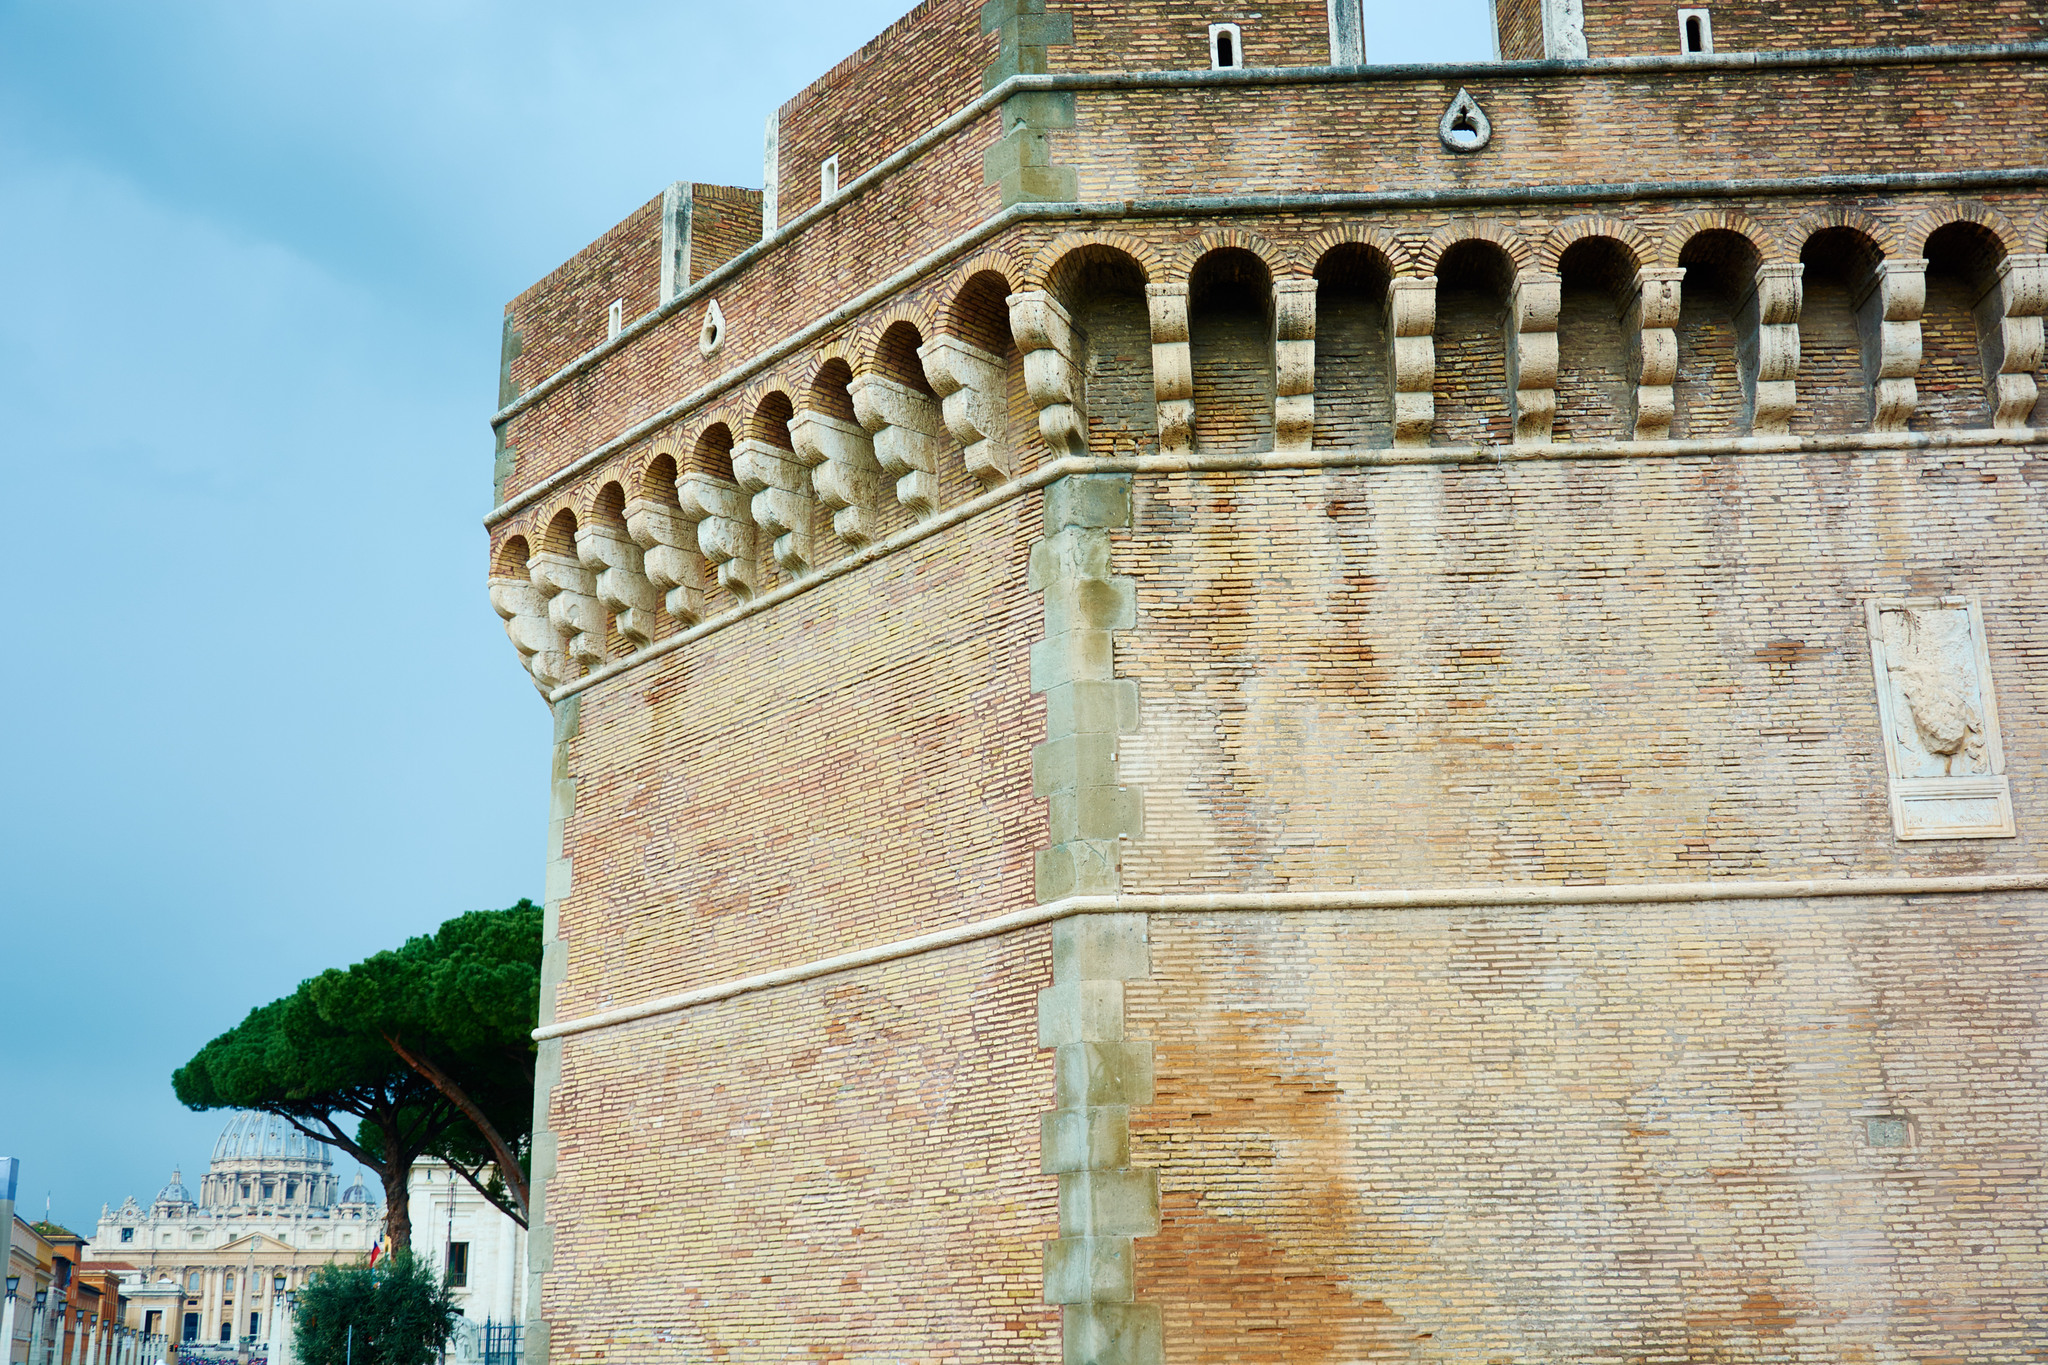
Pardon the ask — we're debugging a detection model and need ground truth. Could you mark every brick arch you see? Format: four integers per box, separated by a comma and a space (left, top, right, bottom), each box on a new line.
535, 501, 581, 556
939, 246, 1028, 316
1905, 199, 2019, 260
2030, 205, 2048, 254
849, 303, 939, 375
795, 348, 861, 422
1416, 218, 1533, 275
490, 530, 532, 579
1025, 229, 1162, 290
683, 412, 742, 478
1169, 228, 1301, 283
572, 462, 635, 523
1537, 216, 1653, 274
1660, 208, 1776, 268
627, 439, 684, 504
940, 254, 1021, 354
1300, 224, 1413, 278
1785, 205, 1898, 260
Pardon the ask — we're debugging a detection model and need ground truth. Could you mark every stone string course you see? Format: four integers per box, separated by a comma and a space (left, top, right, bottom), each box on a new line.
492, 2, 2048, 1361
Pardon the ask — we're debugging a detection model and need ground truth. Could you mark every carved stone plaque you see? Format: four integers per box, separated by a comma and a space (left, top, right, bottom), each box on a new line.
1865, 595, 2014, 840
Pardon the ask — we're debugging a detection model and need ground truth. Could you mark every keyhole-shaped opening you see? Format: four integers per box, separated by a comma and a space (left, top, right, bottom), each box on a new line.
1685, 15, 1703, 51
1217, 30, 1235, 66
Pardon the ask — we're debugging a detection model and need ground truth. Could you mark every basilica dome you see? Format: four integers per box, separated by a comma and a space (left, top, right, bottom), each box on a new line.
211, 1112, 335, 1166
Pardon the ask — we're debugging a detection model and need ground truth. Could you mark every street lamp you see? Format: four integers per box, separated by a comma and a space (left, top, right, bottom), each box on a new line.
6, 1276, 18, 1297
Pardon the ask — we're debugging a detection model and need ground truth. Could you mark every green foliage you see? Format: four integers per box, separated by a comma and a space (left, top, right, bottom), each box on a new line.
293, 1251, 458, 1365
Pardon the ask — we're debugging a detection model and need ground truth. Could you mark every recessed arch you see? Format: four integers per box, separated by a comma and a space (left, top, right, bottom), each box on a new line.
1188, 246, 1276, 453
870, 319, 934, 394
540, 507, 579, 556
945, 269, 1017, 356
805, 355, 859, 422
492, 534, 531, 579
747, 390, 797, 448
1673, 228, 1765, 437
1028, 230, 1160, 292
689, 422, 736, 481
1553, 234, 1642, 442
638, 449, 681, 505
1432, 235, 1518, 444
1046, 243, 1156, 457
1794, 224, 1888, 434
1417, 219, 1532, 277
589, 480, 629, 529
1312, 240, 1395, 449
1915, 218, 2011, 430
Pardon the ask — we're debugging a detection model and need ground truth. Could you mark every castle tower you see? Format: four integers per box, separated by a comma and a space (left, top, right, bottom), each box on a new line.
487, 2, 2048, 1360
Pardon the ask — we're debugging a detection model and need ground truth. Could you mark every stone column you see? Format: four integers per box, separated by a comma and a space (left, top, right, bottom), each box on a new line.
1628, 267, 1685, 439
622, 496, 709, 625
1145, 284, 1193, 454
573, 522, 659, 648
1976, 252, 2047, 428
919, 335, 1014, 487
1858, 257, 1926, 431
527, 546, 604, 669
1010, 290, 1090, 457
1739, 262, 1803, 434
731, 438, 818, 575
1272, 276, 1317, 452
1509, 268, 1561, 444
675, 467, 759, 599
849, 371, 947, 518
1388, 276, 1437, 446
789, 409, 886, 549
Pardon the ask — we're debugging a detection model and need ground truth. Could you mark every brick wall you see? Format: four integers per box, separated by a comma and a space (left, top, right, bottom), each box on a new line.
1114, 445, 2048, 889
501, 194, 665, 404
543, 930, 1059, 1364
1585, 0, 2048, 59
1495, 0, 1545, 59
686, 183, 763, 283
551, 500, 1044, 1017
1127, 893, 2048, 1361
773, 0, 992, 225
1057, 0, 1336, 72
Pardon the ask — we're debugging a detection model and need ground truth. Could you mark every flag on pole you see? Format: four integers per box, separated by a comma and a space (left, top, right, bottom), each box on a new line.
367, 1233, 383, 1267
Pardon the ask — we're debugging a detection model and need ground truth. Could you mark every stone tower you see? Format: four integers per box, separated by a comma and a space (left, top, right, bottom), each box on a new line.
486, 2, 2048, 1359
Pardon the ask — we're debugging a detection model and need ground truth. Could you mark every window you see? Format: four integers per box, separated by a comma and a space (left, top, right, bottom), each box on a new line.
261, 1182, 274, 1200
224, 1275, 235, 1296
606, 298, 624, 342
191, 1231, 205, 1246
445, 1242, 470, 1288
219, 1323, 231, 1344
240, 1183, 250, 1200
185, 1273, 201, 1294
285, 1181, 298, 1202
1208, 22, 1244, 69
143, 1312, 161, 1337
119, 1229, 134, 1244
181, 1315, 198, 1343
249, 1313, 261, 1338
819, 155, 840, 202
1678, 7, 1712, 53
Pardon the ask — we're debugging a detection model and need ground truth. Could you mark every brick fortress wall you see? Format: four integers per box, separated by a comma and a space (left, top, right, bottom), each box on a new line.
487, 2, 2048, 1361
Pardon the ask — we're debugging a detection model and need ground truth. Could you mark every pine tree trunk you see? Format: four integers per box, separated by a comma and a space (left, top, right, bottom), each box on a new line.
380, 1156, 413, 1251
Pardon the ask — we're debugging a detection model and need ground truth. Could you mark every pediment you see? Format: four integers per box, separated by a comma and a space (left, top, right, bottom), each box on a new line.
218, 1233, 296, 1253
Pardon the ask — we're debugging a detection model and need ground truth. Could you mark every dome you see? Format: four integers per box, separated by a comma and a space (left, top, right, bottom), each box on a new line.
155, 1169, 193, 1205
210, 1112, 335, 1167
338, 1174, 377, 1206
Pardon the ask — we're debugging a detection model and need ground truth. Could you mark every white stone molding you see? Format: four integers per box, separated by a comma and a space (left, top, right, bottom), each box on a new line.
1866, 594, 2014, 840
790, 409, 886, 548
573, 523, 659, 647
1628, 266, 1685, 440
919, 333, 1014, 487
1272, 276, 1317, 452
1541, 0, 1588, 58
1857, 257, 1926, 432
1145, 283, 1194, 454
850, 370, 947, 518
1010, 290, 1090, 457
1739, 262, 1803, 434
1977, 252, 2047, 428
676, 469, 759, 598
1388, 276, 1437, 446
1508, 268, 1561, 444
527, 548, 605, 667
732, 438, 818, 574
623, 497, 711, 624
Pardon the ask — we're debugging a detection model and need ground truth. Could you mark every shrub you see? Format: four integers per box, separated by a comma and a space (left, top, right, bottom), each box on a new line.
294, 1251, 458, 1365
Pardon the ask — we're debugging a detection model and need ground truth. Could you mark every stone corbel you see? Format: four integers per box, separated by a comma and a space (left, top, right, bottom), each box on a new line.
731, 439, 817, 575
488, 576, 572, 692
1508, 269, 1560, 444
849, 371, 947, 518
1857, 257, 1926, 432
1738, 262, 1803, 434
1388, 276, 1437, 446
574, 523, 659, 648
919, 334, 1013, 487
1145, 283, 1193, 454
790, 410, 886, 548
676, 470, 759, 599
1272, 276, 1317, 452
1010, 290, 1089, 457
527, 548, 605, 668
1976, 252, 2047, 428
622, 497, 710, 625
1627, 267, 1685, 440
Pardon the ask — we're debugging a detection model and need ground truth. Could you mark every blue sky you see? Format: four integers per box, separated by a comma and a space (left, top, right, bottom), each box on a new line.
0, 0, 1492, 1232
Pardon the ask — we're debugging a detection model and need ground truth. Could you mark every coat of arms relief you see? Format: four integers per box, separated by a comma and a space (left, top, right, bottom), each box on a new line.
1866, 596, 2014, 839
